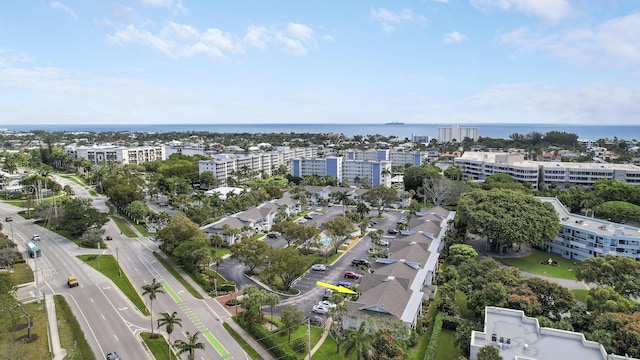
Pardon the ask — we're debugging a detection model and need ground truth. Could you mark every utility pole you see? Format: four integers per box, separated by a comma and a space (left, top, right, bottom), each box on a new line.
307, 317, 311, 360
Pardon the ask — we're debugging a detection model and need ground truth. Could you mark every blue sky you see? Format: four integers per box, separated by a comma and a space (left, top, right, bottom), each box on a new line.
0, 1, 639, 125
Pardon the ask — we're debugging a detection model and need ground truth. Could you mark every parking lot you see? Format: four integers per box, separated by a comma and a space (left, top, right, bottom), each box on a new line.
276, 204, 408, 319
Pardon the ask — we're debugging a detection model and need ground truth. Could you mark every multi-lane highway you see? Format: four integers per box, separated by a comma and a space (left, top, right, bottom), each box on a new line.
2, 175, 249, 360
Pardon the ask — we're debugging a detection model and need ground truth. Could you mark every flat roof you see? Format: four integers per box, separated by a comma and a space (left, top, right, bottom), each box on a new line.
538, 197, 640, 238
458, 152, 640, 170
472, 307, 607, 360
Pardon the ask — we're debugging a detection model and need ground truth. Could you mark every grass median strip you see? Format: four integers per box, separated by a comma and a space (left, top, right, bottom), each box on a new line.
141, 332, 177, 360
153, 252, 203, 300
78, 254, 150, 316
222, 322, 262, 360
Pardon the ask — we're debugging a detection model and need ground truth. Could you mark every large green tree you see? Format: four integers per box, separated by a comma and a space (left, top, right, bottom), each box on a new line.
229, 236, 271, 274
456, 189, 560, 253
343, 323, 377, 360
322, 216, 355, 255
361, 186, 397, 216
156, 215, 208, 255
280, 305, 304, 342
575, 255, 640, 298
264, 247, 307, 291
403, 165, 441, 194
60, 197, 109, 236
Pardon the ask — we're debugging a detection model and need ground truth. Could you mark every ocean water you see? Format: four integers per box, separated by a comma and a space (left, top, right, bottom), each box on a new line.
2, 123, 639, 141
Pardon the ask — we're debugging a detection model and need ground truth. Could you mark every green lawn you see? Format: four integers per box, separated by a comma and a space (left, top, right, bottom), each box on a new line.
272, 322, 324, 359
499, 248, 578, 280
54, 295, 95, 360
433, 329, 460, 360
110, 216, 138, 237
141, 332, 177, 360
455, 291, 476, 320
12, 263, 34, 284
78, 254, 150, 315
571, 289, 589, 303
223, 322, 263, 360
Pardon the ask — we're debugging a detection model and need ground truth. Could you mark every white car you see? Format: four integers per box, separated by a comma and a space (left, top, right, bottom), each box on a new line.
311, 264, 327, 271
379, 240, 389, 247
319, 300, 337, 309
312, 304, 329, 314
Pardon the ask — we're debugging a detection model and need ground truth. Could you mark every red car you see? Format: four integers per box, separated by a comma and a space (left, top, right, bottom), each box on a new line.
344, 271, 362, 279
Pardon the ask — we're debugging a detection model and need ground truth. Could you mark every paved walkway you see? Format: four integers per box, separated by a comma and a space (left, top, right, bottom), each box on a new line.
307, 316, 332, 360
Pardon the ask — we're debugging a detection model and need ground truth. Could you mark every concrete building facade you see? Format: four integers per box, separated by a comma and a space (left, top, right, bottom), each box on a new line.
539, 197, 640, 261
455, 152, 640, 189
65, 144, 165, 165
437, 125, 479, 143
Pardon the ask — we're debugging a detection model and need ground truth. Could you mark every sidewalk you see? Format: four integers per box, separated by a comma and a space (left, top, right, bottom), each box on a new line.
155, 251, 275, 359
307, 316, 332, 360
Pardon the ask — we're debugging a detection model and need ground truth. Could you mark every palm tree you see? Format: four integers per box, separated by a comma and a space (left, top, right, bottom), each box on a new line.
141, 278, 165, 338
343, 323, 376, 360
334, 190, 350, 215
265, 293, 280, 322
158, 311, 182, 359
174, 331, 206, 360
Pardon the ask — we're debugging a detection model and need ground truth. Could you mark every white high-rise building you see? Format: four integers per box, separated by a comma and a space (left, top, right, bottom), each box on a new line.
437, 125, 479, 143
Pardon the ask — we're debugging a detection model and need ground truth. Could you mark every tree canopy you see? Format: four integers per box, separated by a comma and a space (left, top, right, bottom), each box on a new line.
575, 255, 640, 298
456, 189, 560, 252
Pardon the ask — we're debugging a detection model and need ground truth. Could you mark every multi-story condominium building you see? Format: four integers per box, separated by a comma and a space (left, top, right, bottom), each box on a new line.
291, 157, 392, 187
539, 197, 640, 261
437, 125, 479, 143
470, 306, 634, 360
345, 149, 425, 167
65, 144, 165, 165
198, 146, 319, 185
455, 152, 640, 189
455, 152, 540, 188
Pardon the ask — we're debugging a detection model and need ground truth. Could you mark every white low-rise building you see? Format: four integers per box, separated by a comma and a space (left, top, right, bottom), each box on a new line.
65, 144, 165, 165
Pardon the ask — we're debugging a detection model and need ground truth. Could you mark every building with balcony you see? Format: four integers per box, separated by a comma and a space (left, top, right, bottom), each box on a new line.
198, 146, 319, 185
455, 152, 640, 189
291, 157, 392, 187
65, 144, 165, 165
345, 149, 425, 167
539, 197, 640, 261
437, 125, 479, 143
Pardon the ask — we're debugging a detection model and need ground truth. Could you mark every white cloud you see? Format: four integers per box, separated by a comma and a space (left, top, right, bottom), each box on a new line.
50, 2, 77, 19
139, 0, 173, 6
108, 21, 325, 58
370, 8, 426, 32
463, 81, 640, 124
288, 23, 314, 41
470, 0, 571, 21
111, 3, 133, 18
443, 31, 468, 44
243, 26, 270, 50
501, 12, 640, 68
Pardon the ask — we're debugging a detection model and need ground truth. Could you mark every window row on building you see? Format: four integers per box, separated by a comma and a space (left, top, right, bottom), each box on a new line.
65, 144, 165, 165
455, 152, 640, 189
198, 146, 319, 185
344, 149, 425, 167
291, 157, 392, 187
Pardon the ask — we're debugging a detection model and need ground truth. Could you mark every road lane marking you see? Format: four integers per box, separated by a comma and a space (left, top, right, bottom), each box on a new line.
203, 331, 229, 357
162, 283, 182, 303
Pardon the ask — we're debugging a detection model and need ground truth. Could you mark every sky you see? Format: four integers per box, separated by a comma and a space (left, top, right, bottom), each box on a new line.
0, 1, 639, 126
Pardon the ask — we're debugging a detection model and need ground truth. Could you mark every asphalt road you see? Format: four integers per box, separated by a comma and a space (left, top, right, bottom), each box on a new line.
7, 176, 251, 360
215, 205, 408, 320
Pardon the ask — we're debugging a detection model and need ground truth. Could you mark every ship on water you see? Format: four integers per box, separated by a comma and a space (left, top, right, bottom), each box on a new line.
384, 121, 404, 125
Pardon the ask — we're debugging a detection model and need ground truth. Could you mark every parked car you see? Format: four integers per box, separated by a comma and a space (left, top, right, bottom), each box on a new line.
322, 289, 334, 300
5, 216, 12, 222
312, 304, 329, 314
379, 240, 389, 247
311, 264, 327, 271
334, 281, 352, 287
344, 271, 362, 279
105, 235, 113, 241
305, 315, 326, 326
266, 232, 280, 238
315, 207, 322, 212
319, 300, 337, 309
387, 228, 398, 234
351, 259, 371, 268
304, 214, 313, 220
